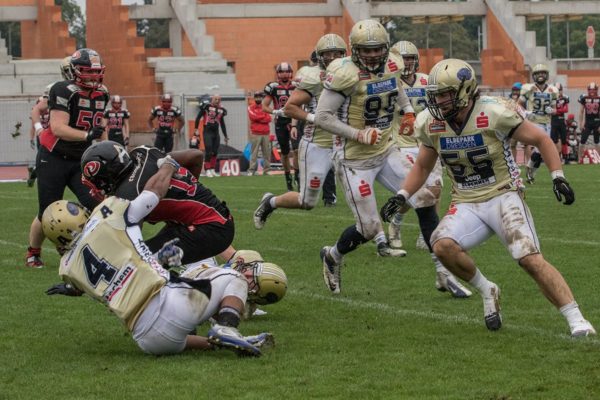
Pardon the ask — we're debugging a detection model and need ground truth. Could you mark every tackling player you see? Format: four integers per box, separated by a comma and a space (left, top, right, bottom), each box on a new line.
148, 93, 184, 153
25, 49, 108, 268
263, 62, 297, 191
102, 95, 130, 147
314, 20, 470, 297
381, 59, 595, 337
518, 64, 558, 183
43, 159, 273, 356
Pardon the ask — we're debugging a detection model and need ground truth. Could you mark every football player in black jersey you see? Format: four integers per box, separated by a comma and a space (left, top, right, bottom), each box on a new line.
262, 62, 298, 191
193, 95, 228, 177
25, 48, 109, 268
148, 94, 184, 153
102, 95, 130, 146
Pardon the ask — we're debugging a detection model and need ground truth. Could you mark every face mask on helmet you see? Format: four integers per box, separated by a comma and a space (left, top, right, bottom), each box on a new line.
61, 56, 74, 81
317, 49, 346, 70
42, 200, 89, 252
350, 20, 390, 74
112, 95, 122, 110
70, 48, 105, 90
237, 261, 288, 305
315, 33, 347, 70
276, 63, 293, 83
81, 141, 133, 194
426, 60, 478, 121
161, 94, 173, 109
588, 82, 598, 97
391, 41, 420, 77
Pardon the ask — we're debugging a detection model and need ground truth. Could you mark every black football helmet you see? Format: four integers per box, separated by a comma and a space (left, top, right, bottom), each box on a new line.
161, 93, 173, 109
81, 141, 133, 194
70, 48, 105, 90
276, 62, 293, 84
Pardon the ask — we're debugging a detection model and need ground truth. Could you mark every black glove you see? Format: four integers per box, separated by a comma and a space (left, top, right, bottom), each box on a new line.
553, 177, 575, 205
86, 126, 104, 142
380, 194, 407, 223
46, 283, 83, 297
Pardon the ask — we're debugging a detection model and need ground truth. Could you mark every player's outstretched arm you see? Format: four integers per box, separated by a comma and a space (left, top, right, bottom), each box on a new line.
170, 149, 204, 178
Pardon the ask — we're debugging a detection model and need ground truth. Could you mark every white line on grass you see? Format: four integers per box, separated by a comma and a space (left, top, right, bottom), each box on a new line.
294, 290, 600, 345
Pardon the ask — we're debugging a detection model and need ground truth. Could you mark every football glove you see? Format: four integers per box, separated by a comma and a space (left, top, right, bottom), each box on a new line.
272, 109, 286, 118
46, 283, 83, 297
157, 238, 184, 268
157, 155, 180, 171
552, 176, 575, 205
86, 126, 104, 141
380, 194, 407, 223
399, 112, 416, 136
356, 127, 382, 145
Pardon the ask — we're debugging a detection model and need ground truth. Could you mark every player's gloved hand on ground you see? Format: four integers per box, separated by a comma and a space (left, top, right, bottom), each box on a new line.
553, 176, 575, 205
86, 126, 104, 142
157, 238, 184, 268
399, 112, 416, 136
46, 283, 83, 297
356, 127, 382, 145
380, 193, 407, 222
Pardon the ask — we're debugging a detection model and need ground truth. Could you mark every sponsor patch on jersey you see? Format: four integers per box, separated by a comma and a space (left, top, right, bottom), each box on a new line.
277, 90, 288, 96
367, 78, 397, 95
405, 88, 426, 98
387, 60, 399, 72
440, 133, 483, 150
429, 120, 446, 133
358, 180, 372, 197
476, 112, 489, 128
95, 100, 105, 109
78, 98, 90, 108
104, 265, 135, 302
310, 176, 321, 189
420, 77, 428, 85
359, 71, 371, 80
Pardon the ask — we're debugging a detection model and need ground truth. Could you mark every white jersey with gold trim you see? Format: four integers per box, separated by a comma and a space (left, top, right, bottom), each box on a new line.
60, 197, 169, 331
398, 72, 429, 148
324, 52, 407, 160
294, 65, 334, 149
519, 83, 558, 125
415, 96, 524, 203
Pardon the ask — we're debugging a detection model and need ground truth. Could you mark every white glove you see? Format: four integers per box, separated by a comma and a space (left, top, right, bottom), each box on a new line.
157, 238, 184, 268
272, 109, 286, 118
157, 155, 180, 170
355, 127, 382, 145
545, 106, 554, 115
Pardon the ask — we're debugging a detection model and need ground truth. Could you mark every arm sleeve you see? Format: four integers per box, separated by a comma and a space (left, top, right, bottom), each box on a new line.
126, 190, 160, 224
315, 89, 359, 140
396, 83, 414, 114
194, 107, 204, 130
220, 113, 228, 138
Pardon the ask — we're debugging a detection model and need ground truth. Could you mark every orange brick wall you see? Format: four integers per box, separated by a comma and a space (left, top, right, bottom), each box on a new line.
560, 70, 600, 88
481, 10, 528, 88
419, 48, 445, 75
86, 0, 162, 132
20, 0, 75, 58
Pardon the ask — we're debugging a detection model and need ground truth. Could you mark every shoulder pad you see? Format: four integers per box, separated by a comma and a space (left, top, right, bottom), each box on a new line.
520, 83, 534, 95
264, 82, 278, 95
295, 66, 321, 94
323, 57, 359, 93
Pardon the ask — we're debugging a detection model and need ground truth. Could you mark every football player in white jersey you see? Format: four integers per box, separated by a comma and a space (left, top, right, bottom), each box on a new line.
314, 20, 471, 297
43, 156, 274, 356
387, 41, 445, 256
518, 64, 558, 183
381, 59, 595, 337
253, 34, 347, 228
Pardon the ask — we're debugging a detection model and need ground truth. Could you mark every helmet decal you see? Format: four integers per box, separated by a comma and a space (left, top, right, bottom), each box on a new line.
457, 67, 472, 81
83, 161, 101, 178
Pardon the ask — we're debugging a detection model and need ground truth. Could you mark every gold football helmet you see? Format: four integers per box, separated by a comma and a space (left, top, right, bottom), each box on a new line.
426, 59, 478, 121
315, 33, 347, 70
246, 262, 288, 305
60, 56, 73, 81
42, 200, 89, 248
531, 63, 549, 85
349, 19, 390, 73
391, 41, 419, 77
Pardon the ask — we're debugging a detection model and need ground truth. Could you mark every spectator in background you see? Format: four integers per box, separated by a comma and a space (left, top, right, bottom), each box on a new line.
148, 93, 184, 154
102, 95, 130, 147
247, 91, 272, 176
550, 83, 569, 162
194, 95, 228, 178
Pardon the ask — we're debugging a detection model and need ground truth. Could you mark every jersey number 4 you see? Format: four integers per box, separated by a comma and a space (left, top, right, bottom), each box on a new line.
82, 245, 117, 288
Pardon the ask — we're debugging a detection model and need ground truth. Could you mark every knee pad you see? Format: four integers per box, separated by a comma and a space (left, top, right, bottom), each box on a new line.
337, 225, 369, 254
530, 151, 542, 168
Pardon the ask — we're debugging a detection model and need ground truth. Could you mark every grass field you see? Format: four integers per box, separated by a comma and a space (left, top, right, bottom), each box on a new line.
1, 165, 599, 400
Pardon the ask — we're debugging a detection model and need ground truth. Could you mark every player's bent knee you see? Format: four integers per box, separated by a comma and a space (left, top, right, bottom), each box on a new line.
432, 237, 458, 258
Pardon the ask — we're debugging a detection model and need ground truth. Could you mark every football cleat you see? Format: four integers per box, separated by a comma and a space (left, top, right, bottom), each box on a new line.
388, 221, 403, 249
482, 283, 502, 331
415, 233, 429, 251
525, 167, 535, 184
207, 324, 261, 357
320, 246, 342, 294
27, 166, 36, 188
243, 332, 275, 349
377, 241, 407, 257
253, 192, 275, 230
570, 320, 597, 338
25, 254, 44, 268
435, 268, 472, 298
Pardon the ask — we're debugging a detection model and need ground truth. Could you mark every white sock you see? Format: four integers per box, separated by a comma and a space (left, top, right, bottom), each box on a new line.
374, 232, 387, 245
391, 213, 403, 225
469, 268, 492, 293
269, 197, 277, 209
559, 301, 585, 329
330, 245, 343, 264
431, 253, 445, 273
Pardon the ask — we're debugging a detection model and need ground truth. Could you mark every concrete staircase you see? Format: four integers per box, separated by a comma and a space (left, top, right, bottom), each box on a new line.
484, 0, 566, 84
0, 59, 62, 96
170, 0, 218, 57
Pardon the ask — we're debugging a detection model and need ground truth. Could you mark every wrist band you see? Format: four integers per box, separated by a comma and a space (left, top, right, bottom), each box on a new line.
34, 122, 43, 132
396, 189, 410, 199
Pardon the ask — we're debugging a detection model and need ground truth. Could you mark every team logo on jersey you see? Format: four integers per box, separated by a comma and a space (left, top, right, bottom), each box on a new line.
446, 204, 458, 216
440, 134, 483, 150
78, 98, 90, 108
429, 120, 446, 133
476, 112, 489, 128
367, 78, 397, 95
95, 101, 105, 109
358, 180, 371, 197
420, 77, 428, 86
387, 60, 399, 72
310, 176, 321, 189
82, 161, 101, 178
405, 88, 426, 98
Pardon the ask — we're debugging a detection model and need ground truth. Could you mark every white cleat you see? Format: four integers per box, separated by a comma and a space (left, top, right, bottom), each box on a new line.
253, 192, 274, 230
481, 283, 502, 331
571, 320, 597, 338
388, 220, 403, 249
415, 233, 429, 251
377, 241, 407, 257
435, 268, 472, 298
320, 246, 341, 294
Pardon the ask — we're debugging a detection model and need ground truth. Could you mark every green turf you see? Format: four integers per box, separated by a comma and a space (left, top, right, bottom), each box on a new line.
1, 165, 599, 399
